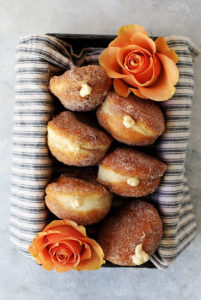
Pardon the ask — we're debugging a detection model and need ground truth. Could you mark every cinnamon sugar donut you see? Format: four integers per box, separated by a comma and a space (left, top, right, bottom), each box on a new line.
97, 92, 165, 146
97, 147, 167, 197
45, 174, 112, 225
98, 200, 162, 266
49, 65, 111, 111
47, 111, 112, 166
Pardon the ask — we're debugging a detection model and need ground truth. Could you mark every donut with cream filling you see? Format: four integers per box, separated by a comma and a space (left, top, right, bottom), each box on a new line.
49, 65, 111, 111
45, 173, 112, 225
97, 147, 167, 197
96, 92, 165, 146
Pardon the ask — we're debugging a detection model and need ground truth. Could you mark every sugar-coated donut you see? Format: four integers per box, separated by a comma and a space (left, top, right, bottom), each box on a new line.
97, 92, 165, 146
97, 147, 167, 197
49, 65, 111, 111
98, 200, 162, 266
45, 173, 112, 225
47, 111, 112, 166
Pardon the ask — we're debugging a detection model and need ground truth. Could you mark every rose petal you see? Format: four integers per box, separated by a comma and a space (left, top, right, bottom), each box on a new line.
116, 45, 155, 87
110, 24, 148, 47
29, 233, 46, 260
123, 76, 139, 88
113, 78, 149, 99
49, 244, 72, 263
130, 33, 156, 54
49, 241, 81, 272
99, 47, 125, 78
39, 242, 55, 271
121, 52, 161, 87
44, 229, 83, 244
118, 24, 148, 36
76, 238, 105, 271
138, 53, 179, 100
155, 37, 178, 63
76, 247, 99, 271
56, 250, 69, 263
134, 54, 161, 86
44, 232, 63, 244
124, 51, 150, 74
133, 56, 154, 84
54, 226, 85, 238
155, 52, 179, 86
29, 220, 105, 273
80, 243, 92, 261
44, 220, 86, 238
116, 45, 151, 71
113, 78, 130, 97
54, 262, 75, 273
62, 239, 83, 255
132, 88, 149, 99
62, 239, 83, 267
29, 245, 36, 258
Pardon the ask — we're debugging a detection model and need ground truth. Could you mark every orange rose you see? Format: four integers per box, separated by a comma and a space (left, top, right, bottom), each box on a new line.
99, 24, 179, 101
29, 220, 105, 272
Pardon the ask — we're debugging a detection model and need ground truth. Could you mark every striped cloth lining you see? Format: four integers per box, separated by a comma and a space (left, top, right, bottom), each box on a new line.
10, 34, 200, 269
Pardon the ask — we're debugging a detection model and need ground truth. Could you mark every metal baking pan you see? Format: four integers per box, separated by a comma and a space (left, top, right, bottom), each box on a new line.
47, 33, 156, 269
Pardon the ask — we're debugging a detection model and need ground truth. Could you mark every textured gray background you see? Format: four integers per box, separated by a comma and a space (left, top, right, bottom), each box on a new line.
0, 0, 201, 299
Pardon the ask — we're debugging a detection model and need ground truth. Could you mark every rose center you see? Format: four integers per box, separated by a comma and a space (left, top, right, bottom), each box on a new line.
124, 51, 144, 71
49, 244, 74, 264
130, 57, 139, 66
56, 249, 69, 262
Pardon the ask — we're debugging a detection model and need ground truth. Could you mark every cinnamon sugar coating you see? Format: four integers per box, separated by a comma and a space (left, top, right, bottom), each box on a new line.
98, 200, 162, 266
97, 92, 165, 146
49, 65, 111, 111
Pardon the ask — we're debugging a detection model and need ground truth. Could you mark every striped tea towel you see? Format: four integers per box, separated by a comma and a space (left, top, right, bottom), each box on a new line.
10, 34, 200, 269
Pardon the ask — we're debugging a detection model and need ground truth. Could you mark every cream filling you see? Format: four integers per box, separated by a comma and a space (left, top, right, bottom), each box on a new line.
56, 193, 111, 211
127, 120, 155, 137
48, 128, 82, 153
131, 244, 149, 265
123, 115, 135, 128
141, 232, 146, 239
98, 166, 139, 186
80, 83, 92, 97
127, 177, 139, 187
48, 127, 107, 152
71, 197, 83, 208
121, 113, 154, 136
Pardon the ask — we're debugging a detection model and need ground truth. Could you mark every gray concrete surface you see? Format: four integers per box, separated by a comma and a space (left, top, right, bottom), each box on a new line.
0, 0, 201, 299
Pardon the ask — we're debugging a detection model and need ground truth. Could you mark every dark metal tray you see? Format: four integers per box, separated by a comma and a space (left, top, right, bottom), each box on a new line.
47, 33, 156, 269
